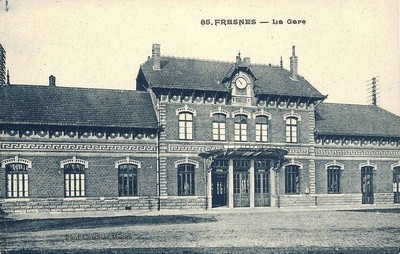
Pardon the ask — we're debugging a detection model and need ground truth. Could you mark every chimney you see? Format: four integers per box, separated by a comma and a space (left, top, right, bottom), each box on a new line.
243, 57, 251, 64
152, 44, 161, 70
49, 75, 56, 86
290, 45, 298, 81
0, 44, 6, 86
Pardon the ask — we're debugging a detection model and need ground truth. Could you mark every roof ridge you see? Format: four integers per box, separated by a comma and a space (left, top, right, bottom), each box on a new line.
161, 55, 283, 68
3, 84, 148, 93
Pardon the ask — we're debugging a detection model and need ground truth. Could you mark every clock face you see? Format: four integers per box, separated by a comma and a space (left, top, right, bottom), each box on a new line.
235, 77, 247, 90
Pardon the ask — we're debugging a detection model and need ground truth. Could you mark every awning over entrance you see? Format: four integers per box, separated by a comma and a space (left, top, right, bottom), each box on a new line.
199, 147, 288, 160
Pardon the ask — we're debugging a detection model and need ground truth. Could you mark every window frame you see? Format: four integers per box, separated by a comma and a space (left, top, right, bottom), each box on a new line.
5, 163, 29, 198
177, 163, 195, 196
327, 165, 341, 194
234, 114, 248, 142
255, 115, 269, 142
64, 163, 86, 198
212, 113, 226, 141
285, 165, 300, 194
285, 117, 298, 143
178, 112, 193, 140
118, 163, 139, 197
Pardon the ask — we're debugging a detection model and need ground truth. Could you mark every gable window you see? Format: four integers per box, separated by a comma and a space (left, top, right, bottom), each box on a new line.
212, 113, 226, 141
327, 166, 341, 194
285, 117, 298, 143
285, 165, 300, 194
177, 164, 195, 196
234, 114, 248, 141
179, 112, 193, 140
6, 163, 29, 198
118, 164, 138, 197
64, 163, 85, 197
255, 115, 268, 142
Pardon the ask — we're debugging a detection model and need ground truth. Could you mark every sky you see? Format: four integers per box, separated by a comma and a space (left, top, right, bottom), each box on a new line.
0, 0, 399, 115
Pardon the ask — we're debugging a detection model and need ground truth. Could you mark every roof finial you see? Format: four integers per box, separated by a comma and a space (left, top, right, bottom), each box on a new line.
236, 51, 242, 62
280, 56, 283, 68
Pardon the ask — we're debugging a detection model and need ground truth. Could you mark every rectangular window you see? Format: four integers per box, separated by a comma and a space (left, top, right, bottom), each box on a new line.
64, 163, 85, 197
212, 113, 226, 141
178, 164, 195, 196
327, 166, 341, 194
285, 165, 300, 194
255, 116, 268, 142
179, 112, 193, 140
6, 163, 29, 198
118, 164, 138, 196
234, 115, 247, 141
285, 117, 298, 143
255, 171, 269, 194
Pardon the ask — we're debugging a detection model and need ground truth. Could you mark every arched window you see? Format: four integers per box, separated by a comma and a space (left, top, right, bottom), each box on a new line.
212, 113, 226, 141
118, 164, 138, 197
327, 165, 341, 194
255, 115, 268, 142
179, 112, 193, 140
285, 117, 298, 143
234, 114, 247, 141
6, 163, 29, 198
64, 163, 85, 197
285, 165, 300, 194
177, 164, 195, 196
393, 166, 400, 203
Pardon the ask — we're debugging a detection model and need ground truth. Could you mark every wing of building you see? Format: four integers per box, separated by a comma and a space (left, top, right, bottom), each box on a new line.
1, 44, 400, 213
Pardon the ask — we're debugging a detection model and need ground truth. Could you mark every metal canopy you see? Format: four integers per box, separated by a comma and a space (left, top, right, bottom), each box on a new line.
199, 147, 288, 160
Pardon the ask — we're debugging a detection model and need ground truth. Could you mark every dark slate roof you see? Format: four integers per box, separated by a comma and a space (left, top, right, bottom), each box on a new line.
0, 84, 158, 129
140, 57, 325, 99
315, 103, 400, 137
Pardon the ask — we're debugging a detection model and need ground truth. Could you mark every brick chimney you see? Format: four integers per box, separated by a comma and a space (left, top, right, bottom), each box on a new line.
152, 44, 161, 70
49, 75, 56, 86
243, 57, 251, 64
0, 44, 6, 86
290, 45, 298, 81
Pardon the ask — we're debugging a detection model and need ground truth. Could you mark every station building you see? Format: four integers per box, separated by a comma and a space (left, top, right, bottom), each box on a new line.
1, 44, 400, 213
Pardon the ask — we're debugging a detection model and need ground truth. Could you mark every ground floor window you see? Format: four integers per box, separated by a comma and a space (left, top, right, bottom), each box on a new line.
234, 171, 249, 194
285, 165, 300, 194
361, 166, 374, 204
178, 164, 195, 196
327, 166, 341, 194
393, 166, 400, 203
255, 171, 269, 194
6, 163, 28, 198
118, 164, 138, 196
64, 163, 85, 197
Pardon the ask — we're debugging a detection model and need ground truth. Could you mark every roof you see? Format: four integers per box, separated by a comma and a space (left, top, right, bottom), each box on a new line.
140, 57, 325, 99
0, 84, 158, 129
315, 103, 400, 138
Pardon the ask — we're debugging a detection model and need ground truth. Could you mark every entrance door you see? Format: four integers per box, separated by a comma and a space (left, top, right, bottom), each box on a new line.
255, 170, 270, 207
361, 166, 374, 204
233, 170, 250, 207
212, 172, 228, 207
393, 166, 400, 203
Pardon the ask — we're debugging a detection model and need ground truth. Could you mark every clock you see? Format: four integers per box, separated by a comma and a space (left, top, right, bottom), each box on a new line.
235, 77, 247, 90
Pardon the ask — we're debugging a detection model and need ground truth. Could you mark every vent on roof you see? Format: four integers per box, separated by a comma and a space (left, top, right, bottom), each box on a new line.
152, 44, 161, 70
290, 45, 298, 81
243, 57, 250, 63
49, 75, 56, 87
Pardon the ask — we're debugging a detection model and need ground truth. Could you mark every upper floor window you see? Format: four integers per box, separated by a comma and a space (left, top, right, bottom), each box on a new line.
6, 163, 29, 198
285, 117, 298, 143
212, 113, 226, 141
285, 165, 300, 194
327, 166, 341, 194
118, 164, 138, 197
255, 115, 268, 142
179, 112, 193, 140
64, 163, 85, 197
234, 114, 247, 141
177, 164, 195, 196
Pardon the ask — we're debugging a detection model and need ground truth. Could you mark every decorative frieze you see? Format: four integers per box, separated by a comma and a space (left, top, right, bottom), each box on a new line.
167, 144, 309, 155
0, 142, 156, 152
315, 137, 398, 147
315, 148, 400, 157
